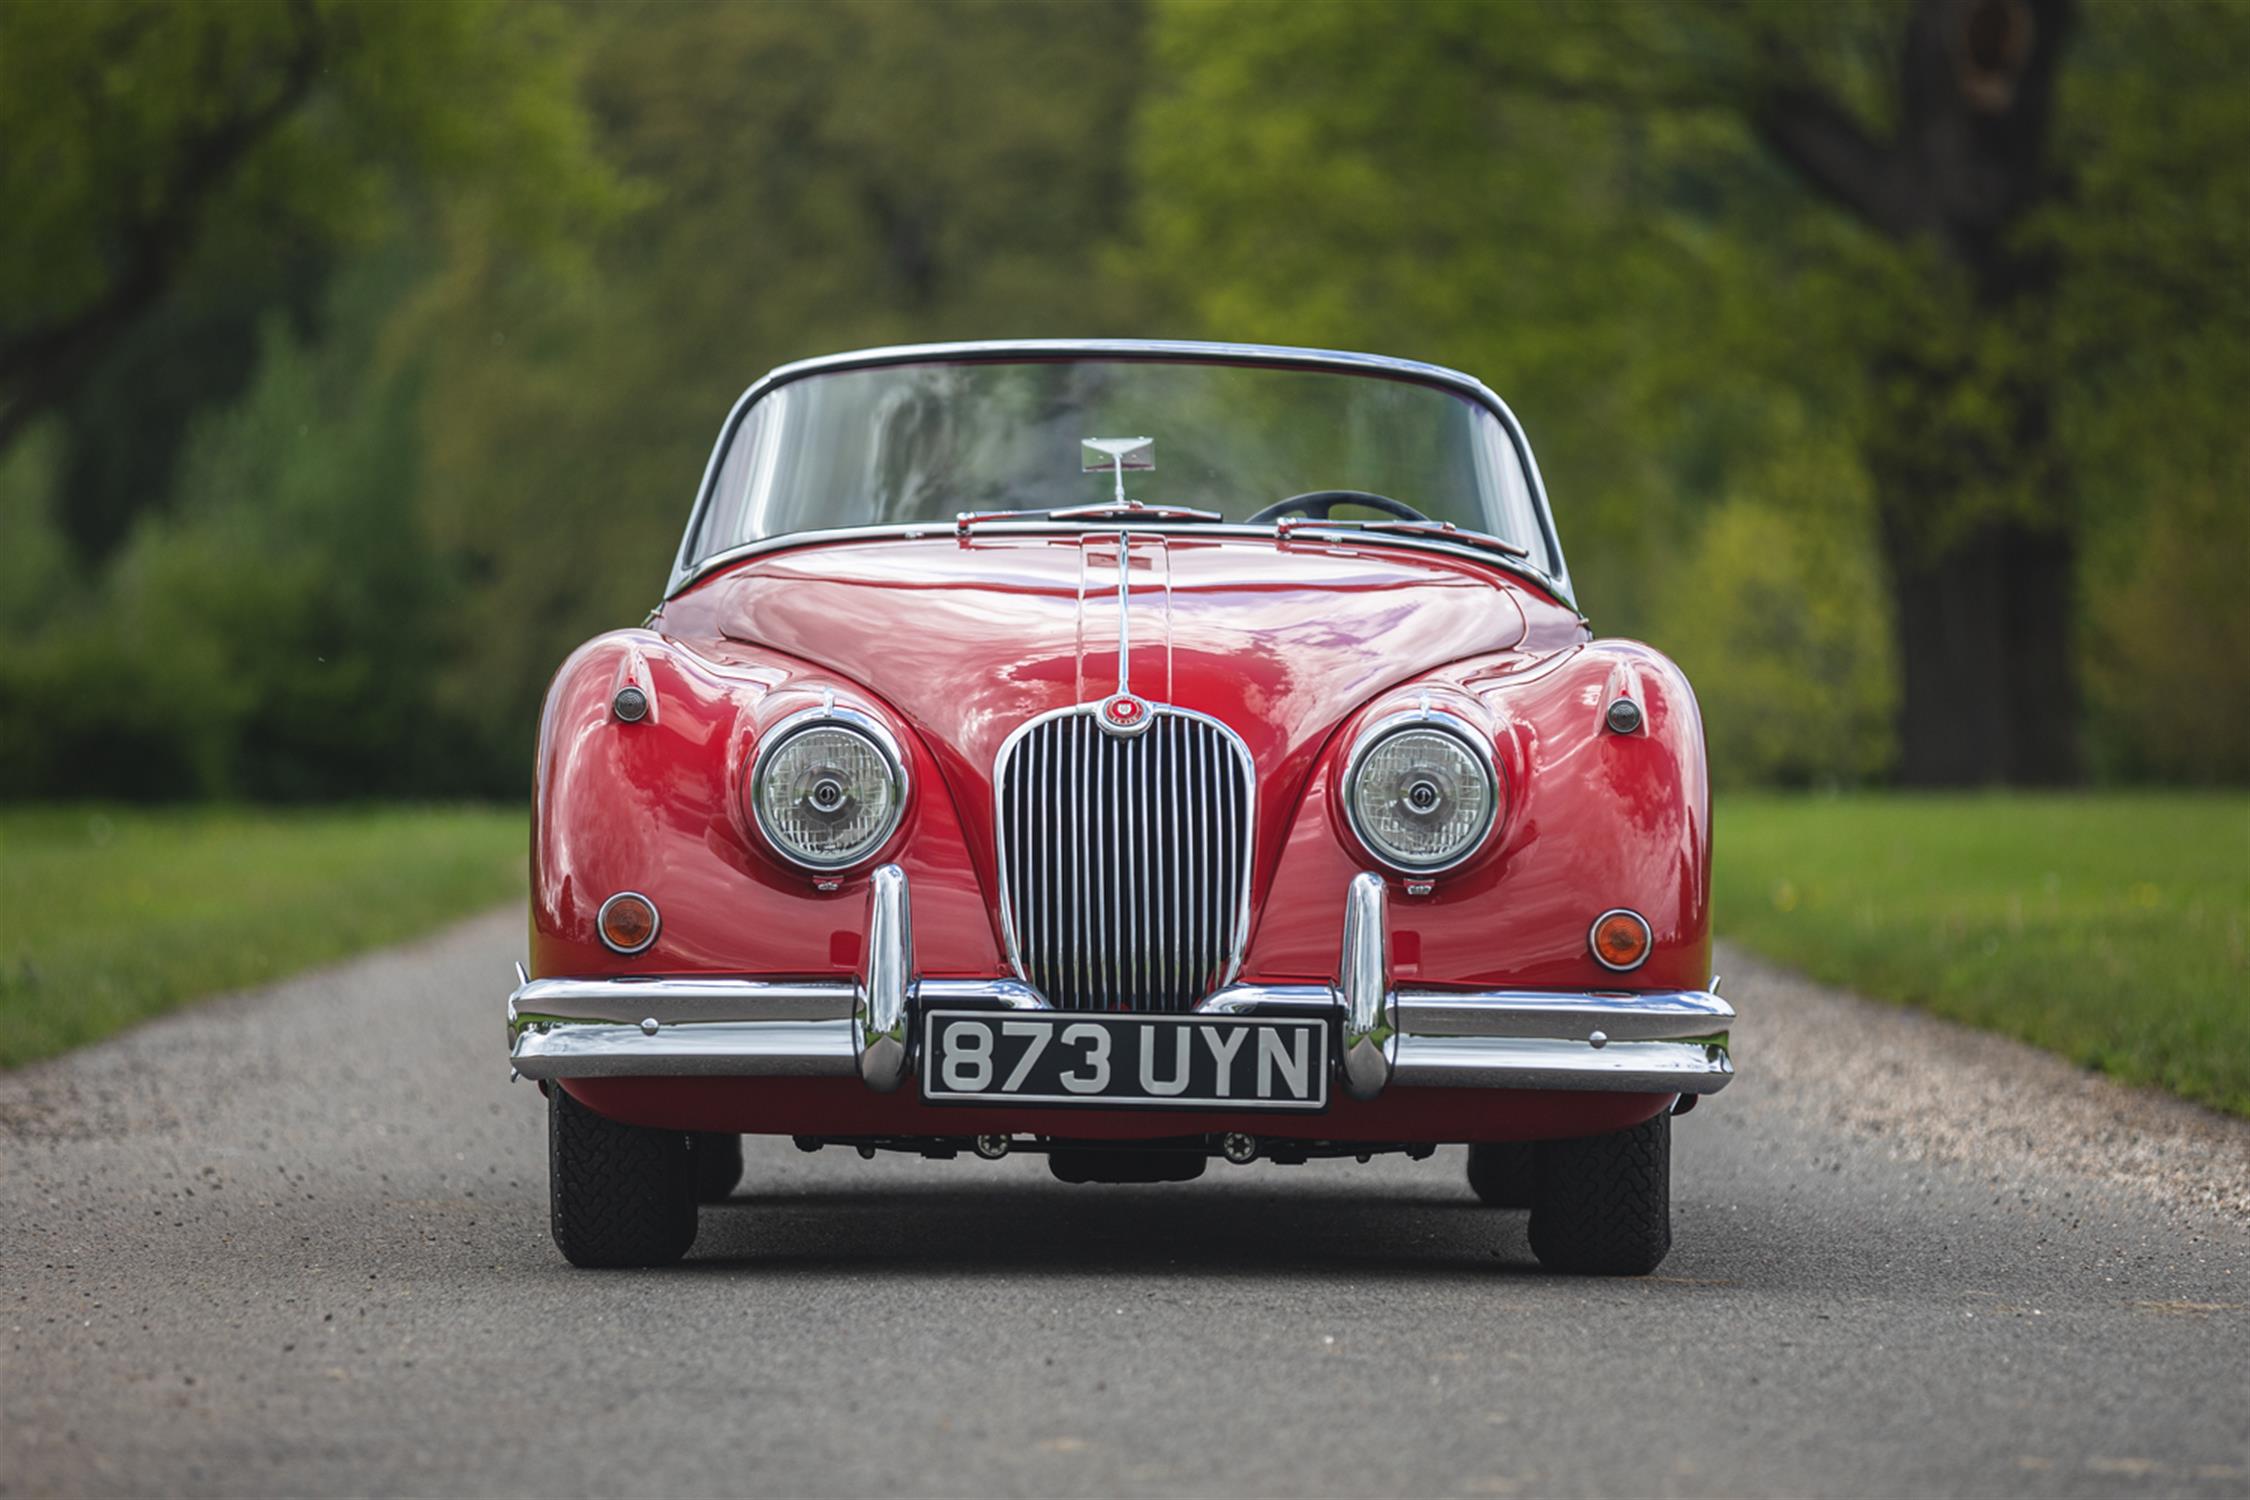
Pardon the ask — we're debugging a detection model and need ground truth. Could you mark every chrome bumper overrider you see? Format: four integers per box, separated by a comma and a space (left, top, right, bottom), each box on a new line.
507, 865, 1734, 1099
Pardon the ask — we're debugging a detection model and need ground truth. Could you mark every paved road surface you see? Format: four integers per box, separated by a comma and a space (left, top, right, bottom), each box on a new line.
5, 911, 2246, 1497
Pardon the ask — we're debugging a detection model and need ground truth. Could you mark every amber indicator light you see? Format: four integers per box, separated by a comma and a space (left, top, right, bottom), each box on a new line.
1591, 909, 1652, 971
597, 892, 660, 954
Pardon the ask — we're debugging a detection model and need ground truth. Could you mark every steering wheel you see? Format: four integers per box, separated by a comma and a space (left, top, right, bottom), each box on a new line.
1245, 489, 1432, 525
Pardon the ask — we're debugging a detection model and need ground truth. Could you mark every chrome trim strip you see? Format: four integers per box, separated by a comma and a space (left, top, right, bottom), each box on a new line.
513, 1020, 858, 1080
667, 338, 1572, 605
507, 982, 1734, 1090
915, 977, 1050, 1009
1391, 989, 1732, 1042
509, 975, 1045, 1035
855, 864, 912, 1091
1116, 532, 1132, 700
1196, 984, 1335, 1015
1338, 708, 1502, 876
511, 975, 852, 1029
1338, 872, 1395, 1099
1390, 1036, 1733, 1093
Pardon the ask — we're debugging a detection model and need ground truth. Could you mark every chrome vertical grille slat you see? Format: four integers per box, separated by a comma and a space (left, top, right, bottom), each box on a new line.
996, 704, 1254, 1014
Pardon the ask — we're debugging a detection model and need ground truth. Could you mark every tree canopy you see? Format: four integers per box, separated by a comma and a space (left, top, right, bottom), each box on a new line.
0, 0, 2241, 798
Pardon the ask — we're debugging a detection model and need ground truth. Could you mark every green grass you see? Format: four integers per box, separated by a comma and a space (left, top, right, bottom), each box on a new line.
0, 804, 524, 1069
1714, 792, 2250, 1116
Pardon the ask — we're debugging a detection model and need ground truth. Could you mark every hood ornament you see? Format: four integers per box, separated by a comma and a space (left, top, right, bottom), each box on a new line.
1078, 437, 1163, 735
1097, 533, 1154, 737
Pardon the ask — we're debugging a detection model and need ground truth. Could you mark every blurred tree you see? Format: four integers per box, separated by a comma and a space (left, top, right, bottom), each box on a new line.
403, 0, 1152, 781
5, 0, 2236, 800
1134, 0, 2250, 785
0, 0, 617, 559
0, 255, 469, 800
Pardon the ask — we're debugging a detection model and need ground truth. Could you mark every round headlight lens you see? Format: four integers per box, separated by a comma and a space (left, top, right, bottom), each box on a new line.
752, 721, 905, 870
1346, 724, 1497, 872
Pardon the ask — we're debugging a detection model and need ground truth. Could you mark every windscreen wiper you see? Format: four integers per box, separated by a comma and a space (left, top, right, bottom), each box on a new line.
955, 499, 1226, 537
1274, 515, 1531, 559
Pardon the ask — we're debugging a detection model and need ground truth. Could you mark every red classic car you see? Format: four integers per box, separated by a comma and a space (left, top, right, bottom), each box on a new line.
508, 340, 1733, 1274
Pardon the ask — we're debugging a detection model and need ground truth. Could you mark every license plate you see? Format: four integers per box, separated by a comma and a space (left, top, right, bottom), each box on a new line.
920, 1010, 1330, 1111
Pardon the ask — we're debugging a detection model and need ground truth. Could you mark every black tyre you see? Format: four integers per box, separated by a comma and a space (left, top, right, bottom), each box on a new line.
690, 1131, 745, 1203
1526, 1111, 1670, 1276
1465, 1141, 1535, 1208
548, 1086, 698, 1268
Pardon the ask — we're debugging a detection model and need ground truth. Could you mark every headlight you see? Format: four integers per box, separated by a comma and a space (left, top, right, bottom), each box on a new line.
750, 710, 908, 870
1343, 715, 1498, 873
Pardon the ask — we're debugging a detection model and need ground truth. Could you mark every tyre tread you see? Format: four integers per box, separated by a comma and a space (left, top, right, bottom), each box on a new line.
549, 1087, 697, 1268
1526, 1111, 1671, 1276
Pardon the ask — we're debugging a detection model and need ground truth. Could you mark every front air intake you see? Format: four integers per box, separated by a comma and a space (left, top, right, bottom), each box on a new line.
995, 706, 1254, 1013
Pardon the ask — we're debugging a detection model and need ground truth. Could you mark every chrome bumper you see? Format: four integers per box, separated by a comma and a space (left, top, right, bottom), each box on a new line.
507, 866, 1735, 1099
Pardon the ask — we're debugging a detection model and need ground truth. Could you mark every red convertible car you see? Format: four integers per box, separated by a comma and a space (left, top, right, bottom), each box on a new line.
508, 340, 1732, 1274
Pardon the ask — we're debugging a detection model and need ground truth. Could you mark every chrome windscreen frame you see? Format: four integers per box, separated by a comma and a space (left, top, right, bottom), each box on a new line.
990, 700, 1258, 1001
663, 338, 1575, 607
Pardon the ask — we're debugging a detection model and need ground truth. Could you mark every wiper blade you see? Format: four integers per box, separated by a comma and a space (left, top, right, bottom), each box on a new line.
1274, 516, 1530, 559
955, 499, 1226, 537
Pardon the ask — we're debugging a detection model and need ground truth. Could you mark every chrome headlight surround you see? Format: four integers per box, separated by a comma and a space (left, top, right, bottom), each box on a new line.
1341, 709, 1501, 875
748, 704, 910, 872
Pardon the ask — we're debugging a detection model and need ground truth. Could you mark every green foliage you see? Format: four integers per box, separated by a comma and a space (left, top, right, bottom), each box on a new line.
1130, 0, 1868, 639
2055, 0, 2250, 783
1714, 792, 2250, 1115
2084, 473, 2250, 784
0, 0, 2242, 796
1659, 490, 1896, 789
401, 0, 1152, 777
0, 803, 523, 1067
0, 0, 621, 554
0, 258, 475, 799
0, 0, 615, 330
1135, 0, 2250, 782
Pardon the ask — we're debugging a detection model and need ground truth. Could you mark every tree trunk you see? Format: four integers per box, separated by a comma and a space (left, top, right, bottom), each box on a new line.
1749, 0, 2085, 785
1879, 509, 2080, 786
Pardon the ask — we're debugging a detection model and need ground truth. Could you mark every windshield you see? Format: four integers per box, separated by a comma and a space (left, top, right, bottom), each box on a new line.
686, 357, 1555, 573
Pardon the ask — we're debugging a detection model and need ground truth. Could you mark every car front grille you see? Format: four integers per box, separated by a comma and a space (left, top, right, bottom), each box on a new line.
996, 705, 1255, 1013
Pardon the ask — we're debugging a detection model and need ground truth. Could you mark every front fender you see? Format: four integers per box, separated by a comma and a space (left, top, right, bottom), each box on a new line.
530, 630, 1004, 982
1245, 640, 1711, 992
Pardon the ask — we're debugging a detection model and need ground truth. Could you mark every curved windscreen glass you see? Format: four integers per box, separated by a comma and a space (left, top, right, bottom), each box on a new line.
687, 357, 1553, 573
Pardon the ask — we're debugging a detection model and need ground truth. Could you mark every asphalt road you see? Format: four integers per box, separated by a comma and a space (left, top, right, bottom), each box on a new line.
4, 911, 2247, 1498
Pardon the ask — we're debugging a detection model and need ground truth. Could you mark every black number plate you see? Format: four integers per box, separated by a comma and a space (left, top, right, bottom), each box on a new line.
920, 1010, 1330, 1111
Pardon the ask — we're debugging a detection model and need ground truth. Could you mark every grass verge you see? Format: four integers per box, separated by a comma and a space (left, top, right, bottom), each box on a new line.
1714, 792, 2249, 1117
1, 804, 523, 1069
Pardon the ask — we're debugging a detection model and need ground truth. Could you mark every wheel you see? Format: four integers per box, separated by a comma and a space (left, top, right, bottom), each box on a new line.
1465, 1142, 1535, 1208
690, 1131, 745, 1203
1525, 1111, 1670, 1276
548, 1086, 698, 1268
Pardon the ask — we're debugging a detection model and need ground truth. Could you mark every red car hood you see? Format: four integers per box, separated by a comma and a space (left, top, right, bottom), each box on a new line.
661, 532, 1557, 839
